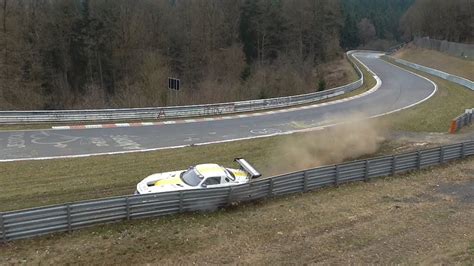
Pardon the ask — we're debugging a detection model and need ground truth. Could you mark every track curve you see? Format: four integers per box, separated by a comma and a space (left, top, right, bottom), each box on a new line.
0, 52, 436, 162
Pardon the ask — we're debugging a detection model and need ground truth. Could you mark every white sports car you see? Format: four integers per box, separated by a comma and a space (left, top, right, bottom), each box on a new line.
135, 158, 261, 195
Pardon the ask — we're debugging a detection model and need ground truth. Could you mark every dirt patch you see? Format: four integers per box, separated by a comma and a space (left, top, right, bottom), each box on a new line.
266, 113, 387, 174
388, 130, 474, 153
437, 179, 474, 204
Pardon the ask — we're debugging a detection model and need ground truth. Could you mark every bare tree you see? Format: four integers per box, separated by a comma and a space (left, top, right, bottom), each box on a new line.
358, 18, 376, 46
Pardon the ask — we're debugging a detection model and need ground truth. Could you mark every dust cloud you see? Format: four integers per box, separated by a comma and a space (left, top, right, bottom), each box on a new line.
266, 113, 388, 175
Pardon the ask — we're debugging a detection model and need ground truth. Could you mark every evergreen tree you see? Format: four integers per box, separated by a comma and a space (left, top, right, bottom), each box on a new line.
340, 14, 359, 49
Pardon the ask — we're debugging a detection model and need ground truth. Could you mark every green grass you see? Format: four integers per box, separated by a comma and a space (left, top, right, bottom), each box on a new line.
0, 137, 279, 211
381, 56, 474, 132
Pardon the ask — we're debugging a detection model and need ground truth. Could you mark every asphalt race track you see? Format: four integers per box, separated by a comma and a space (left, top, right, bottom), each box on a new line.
0, 52, 436, 161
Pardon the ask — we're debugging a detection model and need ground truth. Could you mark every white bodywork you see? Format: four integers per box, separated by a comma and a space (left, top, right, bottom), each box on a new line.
135, 163, 250, 195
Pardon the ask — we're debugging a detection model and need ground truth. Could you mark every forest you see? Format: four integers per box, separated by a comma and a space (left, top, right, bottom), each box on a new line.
0, 0, 471, 110
400, 0, 473, 43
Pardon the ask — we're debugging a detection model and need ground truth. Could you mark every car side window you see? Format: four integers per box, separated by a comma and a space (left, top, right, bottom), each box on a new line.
203, 177, 221, 186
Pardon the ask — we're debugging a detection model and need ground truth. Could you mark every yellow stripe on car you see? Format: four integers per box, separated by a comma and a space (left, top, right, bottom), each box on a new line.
230, 169, 247, 177
155, 176, 183, 186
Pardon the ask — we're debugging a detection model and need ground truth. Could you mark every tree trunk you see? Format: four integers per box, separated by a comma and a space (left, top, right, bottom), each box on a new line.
97, 50, 104, 93
3, 0, 7, 78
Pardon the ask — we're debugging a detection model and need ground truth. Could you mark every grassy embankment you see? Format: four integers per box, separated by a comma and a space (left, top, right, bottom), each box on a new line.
395, 47, 474, 80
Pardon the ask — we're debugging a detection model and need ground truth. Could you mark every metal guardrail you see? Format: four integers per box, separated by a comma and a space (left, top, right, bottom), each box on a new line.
0, 52, 365, 124
450, 109, 473, 133
386, 43, 407, 55
390, 57, 474, 91
1, 140, 473, 242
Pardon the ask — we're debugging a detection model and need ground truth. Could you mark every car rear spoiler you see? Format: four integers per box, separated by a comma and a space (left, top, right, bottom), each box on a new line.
234, 158, 262, 179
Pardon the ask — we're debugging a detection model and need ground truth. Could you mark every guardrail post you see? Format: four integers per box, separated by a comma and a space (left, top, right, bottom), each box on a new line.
268, 178, 274, 197
335, 165, 340, 186
179, 191, 184, 213
66, 204, 72, 233
303, 171, 308, 192
125, 197, 130, 220
417, 151, 422, 170
440, 147, 445, 164
391, 155, 397, 176
364, 160, 370, 182
461, 143, 466, 159
0, 212, 6, 243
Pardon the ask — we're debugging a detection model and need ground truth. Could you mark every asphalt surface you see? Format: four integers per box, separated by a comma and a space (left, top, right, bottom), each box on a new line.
0, 52, 436, 161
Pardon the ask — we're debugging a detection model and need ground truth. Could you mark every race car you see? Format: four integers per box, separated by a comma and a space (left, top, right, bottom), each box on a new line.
135, 158, 261, 195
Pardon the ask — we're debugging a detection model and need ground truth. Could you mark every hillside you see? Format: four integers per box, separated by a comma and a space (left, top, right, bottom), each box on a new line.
395, 45, 474, 80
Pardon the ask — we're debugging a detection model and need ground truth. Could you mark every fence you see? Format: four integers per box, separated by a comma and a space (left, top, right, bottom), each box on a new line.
1, 140, 473, 242
414, 37, 474, 59
0, 52, 365, 124
390, 57, 474, 91
450, 109, 473, 134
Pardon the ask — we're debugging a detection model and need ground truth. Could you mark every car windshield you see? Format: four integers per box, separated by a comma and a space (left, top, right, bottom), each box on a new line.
180, 168, 203, 186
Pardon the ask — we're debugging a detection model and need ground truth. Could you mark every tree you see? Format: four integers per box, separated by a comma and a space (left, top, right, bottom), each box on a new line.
401, 0, 473, 43
357, 18, 376, 46
340, 0, 414, 44
341, 14, 360, 49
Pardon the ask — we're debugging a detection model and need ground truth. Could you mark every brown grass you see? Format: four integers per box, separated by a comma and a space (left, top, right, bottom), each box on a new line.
1, 156, 473, 264
395, 45, 474, 80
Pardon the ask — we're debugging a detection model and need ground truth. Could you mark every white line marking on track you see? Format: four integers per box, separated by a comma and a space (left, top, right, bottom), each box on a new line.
87, 125, 103, 129
115, 123, 130, 127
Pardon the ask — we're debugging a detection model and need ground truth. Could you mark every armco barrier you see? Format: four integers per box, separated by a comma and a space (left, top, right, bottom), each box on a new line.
0, 52, 366, 124
390, 57, 474, 91
1, 140, 473, 242
450, 109, 473, 134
